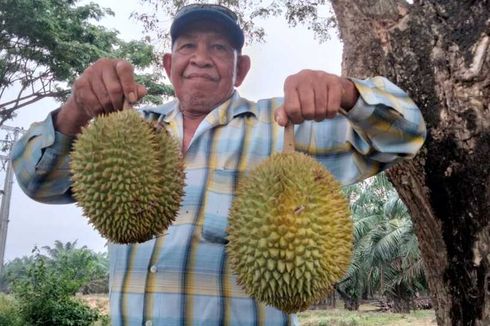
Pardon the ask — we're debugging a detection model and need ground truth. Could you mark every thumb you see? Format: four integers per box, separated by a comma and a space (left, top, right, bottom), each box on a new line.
274, 106, 288, 127
136, 84, 148, 100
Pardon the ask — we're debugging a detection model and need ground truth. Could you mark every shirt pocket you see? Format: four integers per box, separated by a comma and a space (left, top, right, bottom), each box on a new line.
201, 168, 237, 244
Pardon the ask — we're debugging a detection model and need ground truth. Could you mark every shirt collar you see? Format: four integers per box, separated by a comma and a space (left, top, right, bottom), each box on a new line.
150, 90, 257, 125
213, 91, 257, 125
228, 91, 258, 119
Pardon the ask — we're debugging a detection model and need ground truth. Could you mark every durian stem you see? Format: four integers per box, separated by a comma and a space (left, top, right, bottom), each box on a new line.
283, 122, 295, 153
282, 109, 347, 154
122, 98, 163, 133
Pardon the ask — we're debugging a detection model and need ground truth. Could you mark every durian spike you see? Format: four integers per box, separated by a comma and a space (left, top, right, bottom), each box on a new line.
283, 121, 295, 153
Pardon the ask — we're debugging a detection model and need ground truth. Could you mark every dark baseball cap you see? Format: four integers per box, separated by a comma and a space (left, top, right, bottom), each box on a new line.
170, 4, 245, 50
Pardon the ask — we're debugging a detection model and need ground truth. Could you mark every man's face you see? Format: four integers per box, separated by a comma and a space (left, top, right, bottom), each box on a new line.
163, 21, 250, 115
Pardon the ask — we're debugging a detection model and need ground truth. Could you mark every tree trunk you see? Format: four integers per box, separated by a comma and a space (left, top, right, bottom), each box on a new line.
344, 297, 360, 311
389, 283, 413, 313
392, 295, 411, 313
336, 285, 361, 311
331, 1, 489, 325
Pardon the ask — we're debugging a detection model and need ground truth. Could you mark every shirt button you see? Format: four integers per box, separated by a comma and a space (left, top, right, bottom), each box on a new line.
145, 320, 153, 326
150, 265, 158, 273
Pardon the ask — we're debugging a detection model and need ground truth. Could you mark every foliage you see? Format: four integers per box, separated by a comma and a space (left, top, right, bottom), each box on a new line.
1, 240, 109, 295
0, 293, 23, 326
337, 174, 427, 312
0, 255, 34, 292
136, 73, 175, 105
11, 248, 101, 325
132, 0, 337, 49
0, 0, 173, 124
41, 240, 109, 294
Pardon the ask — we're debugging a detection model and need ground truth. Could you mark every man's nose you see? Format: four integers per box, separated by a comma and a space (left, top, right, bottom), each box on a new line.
190, 44, 213, 67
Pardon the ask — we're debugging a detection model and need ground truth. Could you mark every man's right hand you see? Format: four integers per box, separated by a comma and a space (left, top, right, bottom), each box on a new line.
54, 58, 147, 136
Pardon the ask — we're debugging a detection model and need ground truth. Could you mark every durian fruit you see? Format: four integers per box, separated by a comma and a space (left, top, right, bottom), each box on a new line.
227, 123, 352, 313
70, 109, 185, 244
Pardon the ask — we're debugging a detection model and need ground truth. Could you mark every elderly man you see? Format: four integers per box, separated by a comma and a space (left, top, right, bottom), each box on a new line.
12, 3, 426, 325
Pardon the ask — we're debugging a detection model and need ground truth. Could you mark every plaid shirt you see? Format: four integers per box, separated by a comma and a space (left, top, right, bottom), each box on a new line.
12, 77, 425, 325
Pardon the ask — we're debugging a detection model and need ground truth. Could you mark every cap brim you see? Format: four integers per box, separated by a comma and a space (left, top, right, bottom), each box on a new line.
170, 9, 244, 50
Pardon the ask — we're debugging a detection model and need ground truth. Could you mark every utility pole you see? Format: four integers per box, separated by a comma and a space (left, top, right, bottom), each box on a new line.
0, 125, 22, 273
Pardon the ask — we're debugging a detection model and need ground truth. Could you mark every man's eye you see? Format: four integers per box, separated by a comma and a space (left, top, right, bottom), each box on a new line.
212, 44, 227, 51
179, 43, 195, 51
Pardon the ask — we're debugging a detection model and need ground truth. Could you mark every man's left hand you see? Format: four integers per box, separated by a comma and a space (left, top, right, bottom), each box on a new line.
275, 70, 359, 126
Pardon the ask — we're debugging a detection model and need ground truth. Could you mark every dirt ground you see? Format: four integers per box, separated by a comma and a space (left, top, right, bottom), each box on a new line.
80, 294, 110, 315
81, 295, 437, 325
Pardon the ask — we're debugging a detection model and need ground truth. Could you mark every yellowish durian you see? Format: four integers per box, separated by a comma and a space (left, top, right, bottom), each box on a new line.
227, 124, 352, 313
70, 109, 185, 244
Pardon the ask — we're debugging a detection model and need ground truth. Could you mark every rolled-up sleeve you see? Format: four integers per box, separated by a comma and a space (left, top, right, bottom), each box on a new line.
12, 110, 75, 204
295, 76, 426, 185
348, 77, 426, 158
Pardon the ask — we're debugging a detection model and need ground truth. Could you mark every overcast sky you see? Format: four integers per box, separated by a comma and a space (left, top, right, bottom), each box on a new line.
3, 0, 343, 261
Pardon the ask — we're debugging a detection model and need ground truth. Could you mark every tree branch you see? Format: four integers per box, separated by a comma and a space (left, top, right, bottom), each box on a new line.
0, 91, 42, 108
0, 89, 69, 110
0, 89, 70, 126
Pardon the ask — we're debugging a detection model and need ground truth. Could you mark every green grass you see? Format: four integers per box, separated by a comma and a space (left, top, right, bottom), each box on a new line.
298, 308, 436, 326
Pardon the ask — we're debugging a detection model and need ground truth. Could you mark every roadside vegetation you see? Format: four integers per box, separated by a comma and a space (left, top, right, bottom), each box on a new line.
0, 241, 109, 325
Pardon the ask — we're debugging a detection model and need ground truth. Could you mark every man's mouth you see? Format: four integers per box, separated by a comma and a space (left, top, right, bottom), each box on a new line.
184, 73, 218, 81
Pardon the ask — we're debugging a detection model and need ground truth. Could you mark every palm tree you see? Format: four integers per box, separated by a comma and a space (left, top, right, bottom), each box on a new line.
41, 240, 108, 294
41, 240, 83, 260
337, 174, 427, 312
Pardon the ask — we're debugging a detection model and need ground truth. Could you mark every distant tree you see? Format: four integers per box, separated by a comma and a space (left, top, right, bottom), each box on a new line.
0, 256, 34, 292
1, 241, 109, 294
41, 240, 109, 294
0, 0, 173, 125
132, 0, 336, 49
41, 240, 80, 260
339, 174, 426, 312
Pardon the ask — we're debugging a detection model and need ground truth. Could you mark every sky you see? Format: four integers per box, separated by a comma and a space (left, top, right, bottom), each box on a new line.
3, 0, 343, 261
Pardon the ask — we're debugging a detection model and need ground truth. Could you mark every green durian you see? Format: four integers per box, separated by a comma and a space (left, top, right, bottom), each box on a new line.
70, 109, 185, 244
227, 151, 352, 313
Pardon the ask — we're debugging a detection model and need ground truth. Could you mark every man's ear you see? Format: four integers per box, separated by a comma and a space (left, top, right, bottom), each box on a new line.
163, 53, 172, 78
234, 55, 251, 87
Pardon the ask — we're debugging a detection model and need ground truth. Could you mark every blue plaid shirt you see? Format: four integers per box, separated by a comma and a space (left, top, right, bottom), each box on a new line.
12, 77, 425, 325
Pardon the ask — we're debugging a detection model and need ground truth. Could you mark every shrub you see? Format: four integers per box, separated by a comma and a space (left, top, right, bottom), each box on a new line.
0, 294, 23, 326
11, 250, 101, 326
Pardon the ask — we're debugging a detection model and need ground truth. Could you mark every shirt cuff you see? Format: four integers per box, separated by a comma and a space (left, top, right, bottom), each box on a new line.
345, 95, 375, 121
45, 109, 75, 154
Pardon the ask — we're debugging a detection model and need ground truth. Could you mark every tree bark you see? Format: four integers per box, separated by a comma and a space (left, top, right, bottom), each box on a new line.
331, 0, 489, 325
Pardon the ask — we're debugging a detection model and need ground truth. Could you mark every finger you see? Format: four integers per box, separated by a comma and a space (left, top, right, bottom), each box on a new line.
115, 60, 138, 103
90, 73, 113, 114
102, 66, 124, 111
136, 84, 148, 100
274, 106, 288, 126
284, 82, 303, 124
326, 83, 342, 119
297, 85, 315, 122
314, 85, 328, 122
